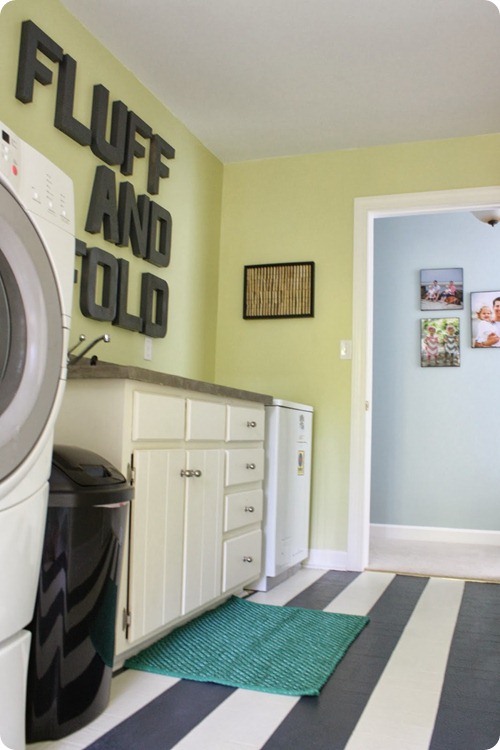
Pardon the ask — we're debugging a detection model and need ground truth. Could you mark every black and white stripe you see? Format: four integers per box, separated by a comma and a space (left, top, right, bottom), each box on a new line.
34, 570, 500, 750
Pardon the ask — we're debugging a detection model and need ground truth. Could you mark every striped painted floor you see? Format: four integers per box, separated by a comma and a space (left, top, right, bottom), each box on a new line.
28, 569, 500, 750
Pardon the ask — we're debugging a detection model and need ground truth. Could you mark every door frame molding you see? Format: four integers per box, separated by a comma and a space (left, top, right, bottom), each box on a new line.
347, 185, 500, 571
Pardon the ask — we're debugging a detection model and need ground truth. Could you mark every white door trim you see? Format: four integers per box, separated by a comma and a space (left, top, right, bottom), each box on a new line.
347, 186, 500, 571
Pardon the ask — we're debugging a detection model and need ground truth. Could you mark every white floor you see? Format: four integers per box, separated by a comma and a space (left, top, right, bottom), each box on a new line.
368, 538, 500, 581
26, 567, 472, 750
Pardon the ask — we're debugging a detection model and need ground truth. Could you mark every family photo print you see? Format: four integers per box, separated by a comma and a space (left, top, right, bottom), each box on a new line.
421, 318, 460, 367
420, 268, 464, 311
471, 291, 500, 348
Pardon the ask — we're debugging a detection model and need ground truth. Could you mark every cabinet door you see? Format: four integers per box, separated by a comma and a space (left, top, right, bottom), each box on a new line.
182, 450, 224, 614
115, 505, 131, 657
128, 449, 185, 643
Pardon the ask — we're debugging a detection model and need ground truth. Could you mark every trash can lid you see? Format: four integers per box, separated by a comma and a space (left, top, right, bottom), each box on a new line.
49, 445, 134, 507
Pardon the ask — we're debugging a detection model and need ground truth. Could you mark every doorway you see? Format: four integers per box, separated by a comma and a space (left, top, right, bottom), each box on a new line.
346, 186, 500, 572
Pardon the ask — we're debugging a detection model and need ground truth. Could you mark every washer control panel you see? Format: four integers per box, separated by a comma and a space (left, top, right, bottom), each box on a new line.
0, 127, 21, 188
0, 122, 74, 234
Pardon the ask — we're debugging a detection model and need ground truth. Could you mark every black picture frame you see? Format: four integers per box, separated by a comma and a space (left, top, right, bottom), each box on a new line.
243, 261, 315, 319
420, 317, 460, 367
420, 268, 463, 311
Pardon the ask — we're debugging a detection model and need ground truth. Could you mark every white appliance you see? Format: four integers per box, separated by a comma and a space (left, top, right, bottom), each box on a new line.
254, 399, 313, 591
0, 124, 74, 750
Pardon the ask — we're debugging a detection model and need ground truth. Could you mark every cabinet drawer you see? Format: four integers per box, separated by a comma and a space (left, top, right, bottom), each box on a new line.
186, 399, 226, 441
222, 530, 262, 591
224, 489, 263, 532
226, 405, 265, 442
132, 392, 185, 441
225, 448, 264, 486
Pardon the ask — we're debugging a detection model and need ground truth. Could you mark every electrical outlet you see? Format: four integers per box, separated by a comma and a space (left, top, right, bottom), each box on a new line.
144, 336, 153, 361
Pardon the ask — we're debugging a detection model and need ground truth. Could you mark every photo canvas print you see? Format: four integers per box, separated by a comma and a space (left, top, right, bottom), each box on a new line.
420, 268, 463, 311
471, 291, 500, 348
421, 318, 460, 367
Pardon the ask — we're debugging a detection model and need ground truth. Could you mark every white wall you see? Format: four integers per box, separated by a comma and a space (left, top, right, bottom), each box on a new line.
371, 211, 500, 531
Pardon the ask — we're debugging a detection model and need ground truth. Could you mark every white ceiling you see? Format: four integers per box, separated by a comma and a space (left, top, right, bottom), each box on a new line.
59, 0, 500, 163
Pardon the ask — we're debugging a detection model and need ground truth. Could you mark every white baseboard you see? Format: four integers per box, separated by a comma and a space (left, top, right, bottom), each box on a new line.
304, 549, 348, 570
371, 523, 500, 546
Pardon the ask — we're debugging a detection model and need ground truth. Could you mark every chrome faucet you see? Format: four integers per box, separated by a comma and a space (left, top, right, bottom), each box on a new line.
67, 334, 110, 365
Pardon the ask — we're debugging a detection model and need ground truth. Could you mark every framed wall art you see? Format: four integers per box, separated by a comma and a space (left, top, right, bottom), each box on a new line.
420, 268, 463, 311
471, 290, 500, 348
243, 261, 315, 319
421, 317, 460, 367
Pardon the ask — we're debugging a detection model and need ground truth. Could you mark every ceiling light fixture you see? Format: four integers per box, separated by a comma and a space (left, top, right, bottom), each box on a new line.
485, 0, 500, 12
472, 209, 500, 227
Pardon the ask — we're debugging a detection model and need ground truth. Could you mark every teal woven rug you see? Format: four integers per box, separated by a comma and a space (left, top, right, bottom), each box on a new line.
125, 596, 369, 696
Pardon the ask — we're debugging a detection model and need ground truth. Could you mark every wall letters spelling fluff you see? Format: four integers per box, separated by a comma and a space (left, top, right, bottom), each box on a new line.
16, 20, 175, 337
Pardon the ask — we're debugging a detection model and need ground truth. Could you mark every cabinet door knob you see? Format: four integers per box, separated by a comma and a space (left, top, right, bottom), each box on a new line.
193, 469, 202, 478
246, 463, 256, 470
243, 556, 253, 563
244, 505, 255, 513
180, 469, 194, 478
247, 420, 257, 428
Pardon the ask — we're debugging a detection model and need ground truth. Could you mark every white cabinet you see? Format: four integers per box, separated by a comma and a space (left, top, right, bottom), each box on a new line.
127, 448, 223, 643
226, 405, 265, 442
223, 530, 262, 591
186, 399, 226, 441
54, 376, 266, 664
129, 449, 184, 642
225, 448, 264, 486
181, 449, 224, 614
133, 392, 185, 440
224, 489, 263, 533
221, 426, 265, 593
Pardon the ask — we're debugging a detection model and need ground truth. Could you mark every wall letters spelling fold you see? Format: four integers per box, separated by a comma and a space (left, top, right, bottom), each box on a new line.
15, 19, 175, 337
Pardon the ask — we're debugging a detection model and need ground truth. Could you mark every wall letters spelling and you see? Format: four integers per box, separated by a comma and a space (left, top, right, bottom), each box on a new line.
15, 20, 175, 337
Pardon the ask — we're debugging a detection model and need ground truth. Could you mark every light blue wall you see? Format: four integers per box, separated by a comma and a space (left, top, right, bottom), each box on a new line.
371, 211, 500, 531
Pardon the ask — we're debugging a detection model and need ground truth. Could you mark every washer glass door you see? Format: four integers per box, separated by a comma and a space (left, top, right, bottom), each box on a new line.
0, 182, 63, 484
0, 262, 13, 381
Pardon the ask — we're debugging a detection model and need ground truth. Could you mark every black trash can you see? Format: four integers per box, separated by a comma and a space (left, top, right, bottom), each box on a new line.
26, 445, 133, 742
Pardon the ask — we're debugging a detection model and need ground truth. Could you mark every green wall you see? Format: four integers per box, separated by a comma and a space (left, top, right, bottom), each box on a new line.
0, 0, 223, 381
4, 0, 500, 556
216, 138, 500, 553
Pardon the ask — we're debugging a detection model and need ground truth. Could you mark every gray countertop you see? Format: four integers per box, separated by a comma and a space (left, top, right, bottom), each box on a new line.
67, 359, 273, 405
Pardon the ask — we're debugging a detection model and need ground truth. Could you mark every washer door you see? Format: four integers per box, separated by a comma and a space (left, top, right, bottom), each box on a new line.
0, 182, 63, 484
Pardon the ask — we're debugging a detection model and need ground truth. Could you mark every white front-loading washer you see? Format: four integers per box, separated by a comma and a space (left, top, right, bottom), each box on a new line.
0, 123, 74, 750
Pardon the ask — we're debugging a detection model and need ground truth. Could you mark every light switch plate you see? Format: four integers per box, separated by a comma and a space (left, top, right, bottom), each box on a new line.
340, 340, 352, 360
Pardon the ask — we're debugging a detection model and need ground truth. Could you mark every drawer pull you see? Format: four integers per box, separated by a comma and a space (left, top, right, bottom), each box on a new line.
243, 556, 253, 563
181, 469, 203, 478
247, 420, 257, 428
246, 463, 256, 470
244, 505, 255, 513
